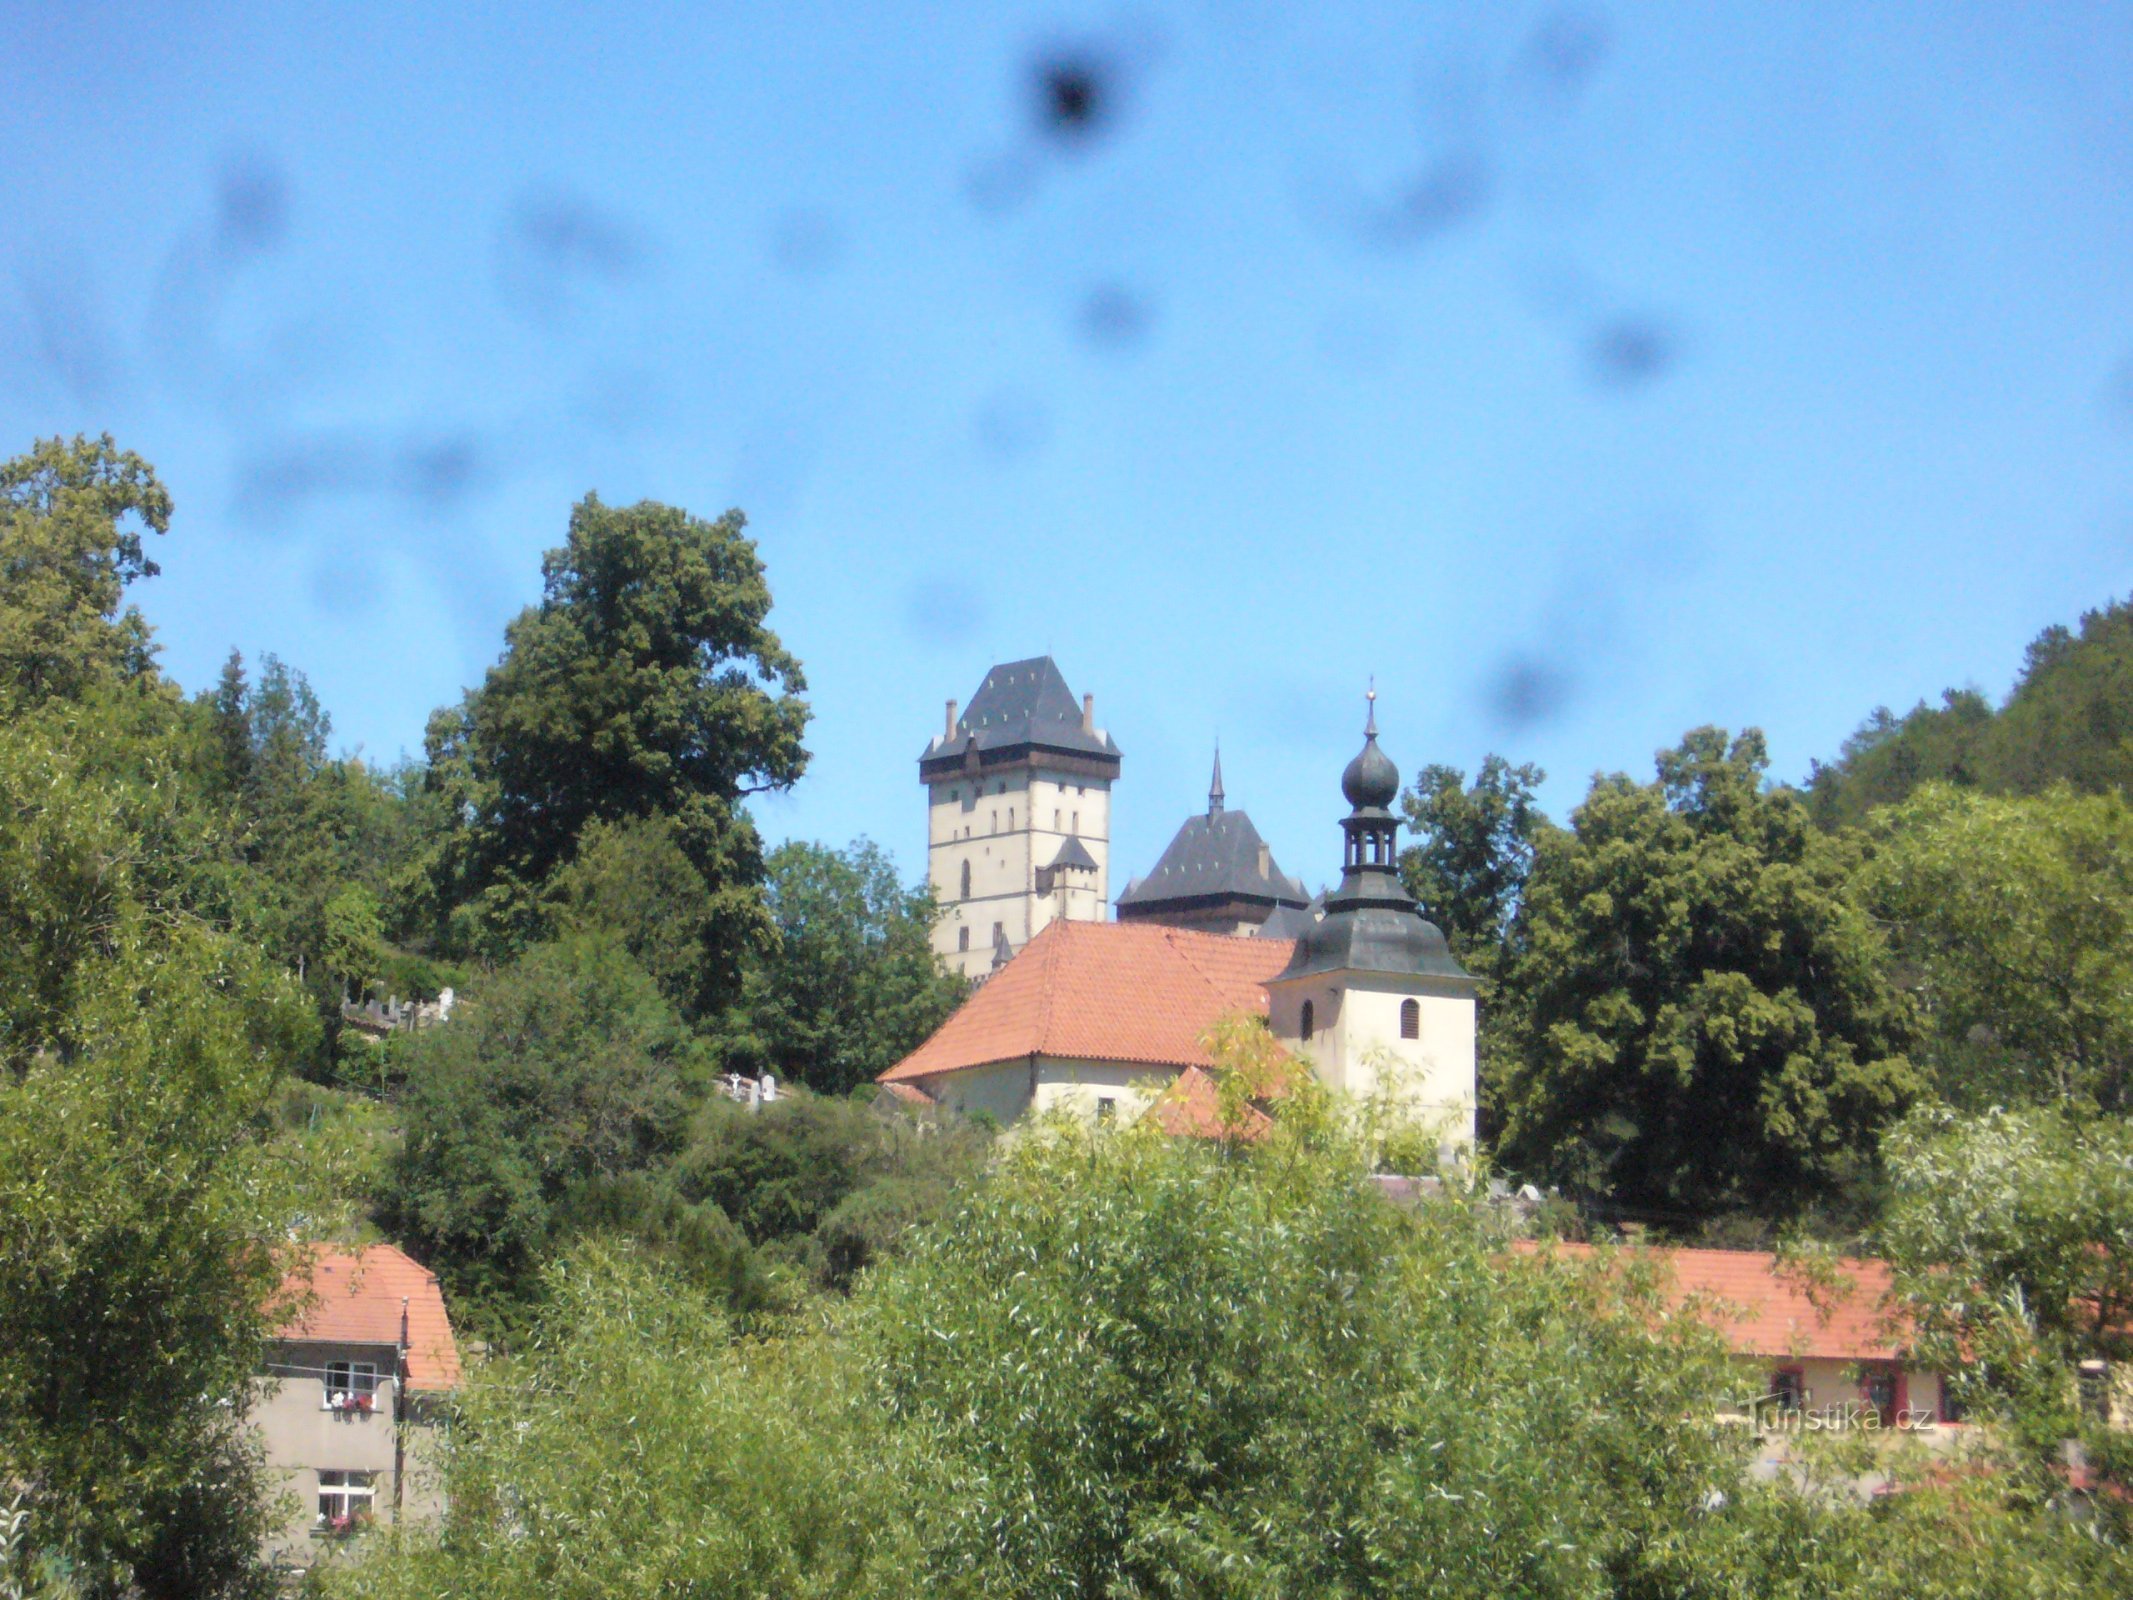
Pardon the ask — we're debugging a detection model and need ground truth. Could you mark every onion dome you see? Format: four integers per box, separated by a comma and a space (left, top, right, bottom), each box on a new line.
1340, 691, 1400, 809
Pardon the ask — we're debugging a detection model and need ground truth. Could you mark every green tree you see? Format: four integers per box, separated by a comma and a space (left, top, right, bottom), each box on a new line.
1857, 784, 2133, 1110
0, 435, 171, 705
385, 935, 700, 1332
1806, 595, 2133, 826
333, 1245, 921, 1600
727, 839, 965, 1095
1879, 1105, 2133, 1530
547, 814, 718, 1020
860, 1106, 1749, 1600
1492, 728, 1918, 1219
1398, 755, 1551, 980
433, 494, 810, 1012
0, 716, 318, 1598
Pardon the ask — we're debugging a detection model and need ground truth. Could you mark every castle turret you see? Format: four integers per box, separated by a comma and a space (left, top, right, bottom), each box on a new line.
1264, 689, 1477, 1143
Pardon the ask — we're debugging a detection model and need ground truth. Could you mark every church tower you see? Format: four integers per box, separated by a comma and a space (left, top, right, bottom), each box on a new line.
1265, 691, 1478, 1144
920, 657, 1121, 982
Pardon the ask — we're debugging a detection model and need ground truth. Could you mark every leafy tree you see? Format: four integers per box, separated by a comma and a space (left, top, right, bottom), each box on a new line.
432, 494, 810, 1012
0, 435, 171, 705
1807, 595, 2133, 826
0, 716, 318, 1598
1857, 784, 2133, 1110
1879, 1105, 2133, 1531
333, 1245, 921, 1600
726, 839, 965, 1094
384, 934, 701, 1332
1491, 728, 1918, 1219
860, 1105, 1750, 1600
1398, 756, 1550, 968
547, 815, 718, 1020
672, 1093, 989, 1274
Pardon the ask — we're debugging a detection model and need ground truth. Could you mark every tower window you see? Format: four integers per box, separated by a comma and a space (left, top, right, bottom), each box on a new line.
1009, 808, 1015, 828
1072, 811, 1079, 832
960, 861, 972, 900
958, 927, 970, 952
1054, 809, 1061, 829
1400, 999, 1420, 1040
1300, 1000, 1315, 1042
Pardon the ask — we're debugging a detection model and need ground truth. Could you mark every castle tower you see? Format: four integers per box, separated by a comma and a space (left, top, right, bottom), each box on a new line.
1264, 690, 1478, 1144
1115, 747, 1310, 936
920, 657, 1121, 981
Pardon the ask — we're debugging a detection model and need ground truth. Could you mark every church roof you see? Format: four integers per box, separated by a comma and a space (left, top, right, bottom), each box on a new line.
1117, 806, 1309, 915
881, 920, 1292, 1084
919, 656, 1121, 768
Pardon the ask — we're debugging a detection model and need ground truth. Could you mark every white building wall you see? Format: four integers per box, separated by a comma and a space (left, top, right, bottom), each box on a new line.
1268, 973, 1476, 1145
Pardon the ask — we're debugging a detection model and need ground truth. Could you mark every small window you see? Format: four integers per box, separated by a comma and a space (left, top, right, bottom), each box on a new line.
1054, 809, 1061, 830
960, 861, 972, 900
1097, 1096, 1116, 1120
948, 788, 959, 802
992, 921, 1004, 942
1400, 999, 1420, 1040
1009, 807, 1015, 828
1770, 1367, 1806, 1412
958, 926, 970, 952
1863, 1368, 1899, 1428
317, 1469, 375, 1530
324, 1360, 377, 1412
1072, 811, 1079, 832
991, 810, 998, 832
1300, 1000, 1315, 1042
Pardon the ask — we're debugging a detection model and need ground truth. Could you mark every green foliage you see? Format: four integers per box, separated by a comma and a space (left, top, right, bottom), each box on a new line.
1858, 783, 2133, 1110
1398, 754, 1552, 969
432, 493, 810, 1012
0, 434, 171, 705
726, 838, 966, 1094
333, 1244, 922, 1600
547, 814, 717, 1017
385, 934, 700, 1333
1492, 727, 1919, 1219
0, 718, 317, 1596
1879, 1105, 2133, 1524
1808, 596, 2133, 825
673, 1093, 994, 1291
861, 1110, 1750, 1600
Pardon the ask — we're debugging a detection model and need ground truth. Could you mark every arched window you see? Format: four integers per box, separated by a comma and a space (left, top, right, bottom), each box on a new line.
959, 860, 972, 900
1400, 998, 1420, 1040
1300, 1000, 1315, 1042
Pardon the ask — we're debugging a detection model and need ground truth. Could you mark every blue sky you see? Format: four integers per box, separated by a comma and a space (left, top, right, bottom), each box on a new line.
4, 1, 2130, 893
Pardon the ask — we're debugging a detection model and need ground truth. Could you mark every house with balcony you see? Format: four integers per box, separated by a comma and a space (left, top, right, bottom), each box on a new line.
257, 1243, 461, 1570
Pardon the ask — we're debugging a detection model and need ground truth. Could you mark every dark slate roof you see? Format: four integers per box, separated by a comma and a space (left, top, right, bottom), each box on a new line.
920, 657, 1121, 765
1117, 808, 1309, 914
1049, 835, 1100, 873
1255, 895, 1322, 941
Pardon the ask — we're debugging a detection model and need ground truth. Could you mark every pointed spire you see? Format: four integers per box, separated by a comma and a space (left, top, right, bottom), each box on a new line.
1365, 676, 1378, 739
1209, 742, 1225, 816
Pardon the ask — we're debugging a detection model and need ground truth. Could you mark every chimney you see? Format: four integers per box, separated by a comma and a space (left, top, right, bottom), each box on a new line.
945, 699, 958, 740
1257, 842, 1271, 878
1081, 693, 1095, 734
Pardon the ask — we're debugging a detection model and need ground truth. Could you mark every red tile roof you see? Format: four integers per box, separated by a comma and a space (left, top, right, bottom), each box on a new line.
1147, 1064, 1274, 1142
276, 1244, 463, 1391
880, 1081, 936, 1107
883, 921, 1293, 1085
1525, 1242, 1909, 1362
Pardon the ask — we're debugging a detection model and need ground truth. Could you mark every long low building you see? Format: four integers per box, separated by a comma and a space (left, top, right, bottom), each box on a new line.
1525, 1241, 1960, 1456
